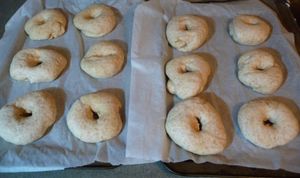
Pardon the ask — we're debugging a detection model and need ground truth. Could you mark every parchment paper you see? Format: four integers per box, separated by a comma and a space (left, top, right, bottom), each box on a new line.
126, 0, 300, 173
0, 0, 144, 172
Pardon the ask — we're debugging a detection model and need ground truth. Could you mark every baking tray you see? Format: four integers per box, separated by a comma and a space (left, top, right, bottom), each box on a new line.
73, 162, 119, 170
162, 0, 300, 177
0, 0, 136, 172
163, 161, 300, 177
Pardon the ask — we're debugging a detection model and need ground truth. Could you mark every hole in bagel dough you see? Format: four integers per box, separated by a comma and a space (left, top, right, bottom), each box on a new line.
180, 64, 194, 73
26, 54, 42, 67
197, 117, 202, 131
37, 20, 46, 25
33, 61, 42, 66
21, 112, 32, 117
184, 24, 191, 31
86, 11, 102, 19
192, 117, 202, 132
255, 67, 264, 71
91, 109, 99, 120
255, 65, 273, 71
263, 119, 274, 127
17, 107, 32, 118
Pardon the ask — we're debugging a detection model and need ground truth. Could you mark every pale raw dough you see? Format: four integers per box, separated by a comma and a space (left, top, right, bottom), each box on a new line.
73, 4, 117, 37
166, 96, 228, 155
80, 41, 125, 78
166, 54, 211, 99
237, 48, 285, 94
238, 98, 299, 149
166, 15, 209, 52
229, 15, 271, 45
0, 90, 57, 145
67, 91, 123, 143
10, 48, 67, 83
25, 9, 67, 40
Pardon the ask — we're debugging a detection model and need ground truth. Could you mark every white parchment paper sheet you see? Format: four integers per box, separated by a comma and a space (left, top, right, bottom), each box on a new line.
126, 0, 300, 173
0, 0, 144, 172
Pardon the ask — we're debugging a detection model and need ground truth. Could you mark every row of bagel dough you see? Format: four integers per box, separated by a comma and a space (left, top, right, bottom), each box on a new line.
0, 89, 123, 145
25, 4, 118, 40
10, 40, 125, 83
165, 14, 299, 155
0, 4, 127, 145
11, 4, 126, 83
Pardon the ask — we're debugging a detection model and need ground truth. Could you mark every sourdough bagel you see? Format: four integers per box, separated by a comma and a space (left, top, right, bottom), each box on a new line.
237, 48, 285, 94
166, 54, 211, 99
80, 41, 125, 78
166, 15, 209, 52
0, 90, 57, 145
10, 48, 67, 83
67, 91, 123, 143
229, 15, 271, 45
73, 4, 117, 37
24, 9, 67, 40
238, 98, 299, 149
166, 96, 228, 155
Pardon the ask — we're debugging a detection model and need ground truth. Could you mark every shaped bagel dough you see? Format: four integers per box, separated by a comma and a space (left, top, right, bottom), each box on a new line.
73, 4, 117, 37
229, 15, 271, 45
238, 98, 299, 149
67, 91, 123, 143
25, 9, 67, 40
166, 96, 228, 155
166, 54, 211, 99
10, 48, 67, 83
237, 48, 285, 94
0, 90, 57, 145
80, 41, 125, 78
166, 15, 209, 52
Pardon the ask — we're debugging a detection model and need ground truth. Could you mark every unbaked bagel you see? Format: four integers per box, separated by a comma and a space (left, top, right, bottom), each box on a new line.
67, 91, 123, 143
10, 48, 67, 83
73, 4, 117, 37
80, 41, 125, 78
237, 48, 285, 94
24, 9, 67, 40
238, 98, 299, 149
166, 96, 228, 155
0, 90, 57, 145
166, 54, 211, 99
229, 15, 271, 45
166, 15, 209, 52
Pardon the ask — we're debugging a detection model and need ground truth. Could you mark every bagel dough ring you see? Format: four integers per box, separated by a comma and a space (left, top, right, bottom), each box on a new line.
73, 4, 117, 37
67, 91, 123, 143
24, 9, 67, 40
166, 96, 228, 155
229, 15, 271, 45
10, 48, 67, 83
238, 98, 299, 149
0, 90, 57, 145
80, 41, 125, 78
166, 54, 211, 99
166, 15, 209, 52
237, 48, 285, 94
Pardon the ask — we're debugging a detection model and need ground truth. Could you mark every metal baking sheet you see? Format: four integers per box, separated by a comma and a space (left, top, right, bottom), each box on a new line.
126, 0, 300, 174
163, 0, 300, 177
